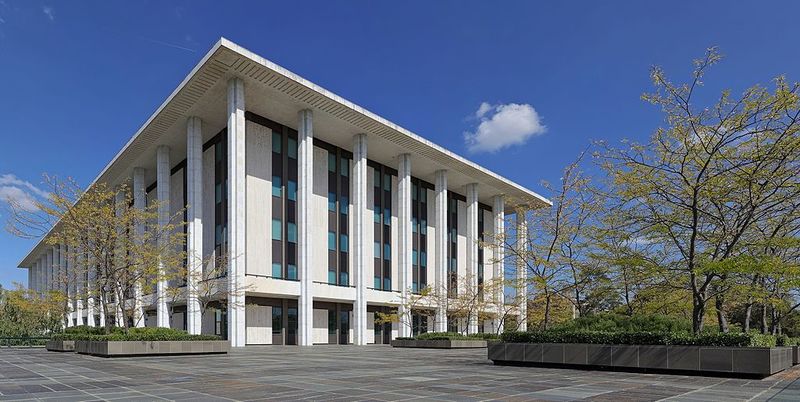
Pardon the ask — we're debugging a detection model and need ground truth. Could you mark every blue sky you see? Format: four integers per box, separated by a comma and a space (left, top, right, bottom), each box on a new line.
1, 1, 799, 288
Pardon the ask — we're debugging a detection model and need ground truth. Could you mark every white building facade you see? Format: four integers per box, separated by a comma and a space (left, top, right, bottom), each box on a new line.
19, 39, 549, 347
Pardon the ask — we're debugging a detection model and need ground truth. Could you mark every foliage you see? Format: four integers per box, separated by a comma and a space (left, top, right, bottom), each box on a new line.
0, 285, 63, 338
410, 332, 499, 341
500, 330, 777, 347
552, 313, 691, 333
52, 327, 219, 341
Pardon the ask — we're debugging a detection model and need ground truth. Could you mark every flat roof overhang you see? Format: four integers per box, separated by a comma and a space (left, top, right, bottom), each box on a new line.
18, 37, 551, 268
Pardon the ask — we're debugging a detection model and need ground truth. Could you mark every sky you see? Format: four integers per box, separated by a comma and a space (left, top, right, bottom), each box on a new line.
1, 1, 799, 289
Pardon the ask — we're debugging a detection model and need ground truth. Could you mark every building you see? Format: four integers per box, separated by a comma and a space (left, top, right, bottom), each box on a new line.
18, 38, 550, 347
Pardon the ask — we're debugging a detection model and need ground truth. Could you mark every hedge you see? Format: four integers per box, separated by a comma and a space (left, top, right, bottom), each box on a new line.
399, 332, 499, 341
499, 330, 778, 347
52, 327, 220, 342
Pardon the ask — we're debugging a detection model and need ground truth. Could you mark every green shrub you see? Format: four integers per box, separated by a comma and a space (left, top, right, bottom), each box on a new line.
54, 327, 220, 342
413, 332, 499, 341
553, 313, 691, 333
500, 330, 777, 347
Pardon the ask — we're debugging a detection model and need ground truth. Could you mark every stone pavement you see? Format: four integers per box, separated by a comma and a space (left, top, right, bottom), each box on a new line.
1, 345, 799, 401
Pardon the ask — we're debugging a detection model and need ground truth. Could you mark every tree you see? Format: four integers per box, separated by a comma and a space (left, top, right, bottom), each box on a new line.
502, 151, 604, 329
599, 47, 800, 333
6, 175, 186, 333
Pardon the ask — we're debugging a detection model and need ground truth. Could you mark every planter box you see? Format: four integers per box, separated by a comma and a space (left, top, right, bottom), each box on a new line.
46, 339, 75, 352
390, 339, 487, 349
75, 340, 230, 357
490, 343, 794, 378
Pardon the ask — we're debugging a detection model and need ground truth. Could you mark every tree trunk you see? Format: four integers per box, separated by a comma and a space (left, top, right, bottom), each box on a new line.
760, 304, 768, 334
715, 296, 728, 333
691, 294, 706, 334
543, 290, 551, 330
743, 303, 753, 333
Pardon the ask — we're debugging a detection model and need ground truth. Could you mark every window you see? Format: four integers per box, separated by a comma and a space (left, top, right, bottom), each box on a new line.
272, 219, 282, 241
372, 163, 394, 291
287, 222, 297, 243
327, 147, 352, 286
271, 127, 298, 281
412, 178, 429, 293
272, 176, 282, 197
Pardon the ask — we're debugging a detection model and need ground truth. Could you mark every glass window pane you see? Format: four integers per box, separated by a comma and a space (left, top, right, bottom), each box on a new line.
340, 234, 348, 251
328, 153, 336, 172
328, 270, 336, 284
272, 219, 282, 241
288, 138, 297, 159
373, 208, 380, 223
328, 192, 336, 211
384, 244, 391, 260
329, 232, 337, 250
272, 132, 282, 153
340, 158, 349, 177
272, 176, 282, 197
340, 271, 349, 285
272, 263, 282, 278
374, 170, 380, 187
288, 180, 297, 201
287, 222, 297, 243
374, 241, 380, 257
287, 264, 297, 280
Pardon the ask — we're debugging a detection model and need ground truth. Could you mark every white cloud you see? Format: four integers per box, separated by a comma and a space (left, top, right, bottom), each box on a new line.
464, 102, 546, 153
42, 6, 54, 21
0, 174, 48, 211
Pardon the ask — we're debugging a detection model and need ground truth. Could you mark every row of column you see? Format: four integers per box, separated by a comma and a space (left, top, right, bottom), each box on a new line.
27, 76, 529, 340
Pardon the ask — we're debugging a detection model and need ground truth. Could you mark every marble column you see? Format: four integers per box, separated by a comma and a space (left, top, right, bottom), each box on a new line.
516, 213, 528, 332
352, 133, 368, 345
492, 195, 505, 333
298, 109, 314, 346
434, 170, 448, 332
465, 183, 479, 334
397, 153, 413, 338
86, 239, 97, 327
156, 145, 171, 328
63, 244, 72, 327
186, 117, 203, 335
75, 245, 84, 326
132, 167, 147, 327
227, 77, 246, 347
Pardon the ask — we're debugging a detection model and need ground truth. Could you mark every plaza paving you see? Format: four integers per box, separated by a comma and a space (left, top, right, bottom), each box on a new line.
1, 345, 799, 401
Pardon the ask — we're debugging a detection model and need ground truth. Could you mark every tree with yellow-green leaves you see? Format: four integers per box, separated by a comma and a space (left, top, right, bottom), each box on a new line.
598, 47, 800, 334
5, 175, 186, 333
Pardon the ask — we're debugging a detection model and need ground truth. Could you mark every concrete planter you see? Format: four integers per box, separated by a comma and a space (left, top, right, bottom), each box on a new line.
390, 339, 487, 349
46, 339, 75, 352
75, 340, 230, 357
490, 342, 794, 378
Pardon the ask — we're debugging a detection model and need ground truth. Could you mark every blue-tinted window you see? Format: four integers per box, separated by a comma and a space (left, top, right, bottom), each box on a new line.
288, 138, 297, 159
287, 222, 297, 243
340, 234, 348, 251
384, 244, 391, 260
287, 180, 297, 201
329, 232, 337, 251
287, 264, 297, 280
272, 263, 282, 278
328, 154, 336, 172
272, 219, 282, 241
272, 176, 282, 197
340, 272, 349, 285
328, 270, 336, 284
328, 192, 336, 211
272, 132, 281, 153
340, 158, 349, 177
